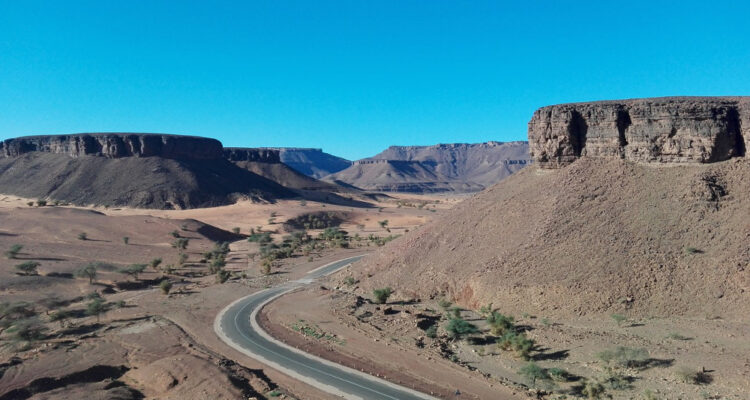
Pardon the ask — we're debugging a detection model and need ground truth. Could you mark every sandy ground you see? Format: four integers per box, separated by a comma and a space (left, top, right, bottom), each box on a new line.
0, 193, 451, 399
265, 282, 750, 400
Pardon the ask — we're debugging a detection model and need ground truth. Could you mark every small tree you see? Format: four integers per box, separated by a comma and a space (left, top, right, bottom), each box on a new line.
519, 362, 550, 387
172, 238, 189, 250
372, 287, 393, 304
119, 263, 147, 280
122, 236, 129, 245
487, 311, 515, 336
74, 263, 98, 284
4, 244, 23, 259
217, 270, 230, 283
260, 259, 272, 275
15, 261, 40, 276
160, 280, 173, 295
86, 298, 106, 322
149, 258, 162, 270
36, 199, 47, 207
445, 317, 479, 340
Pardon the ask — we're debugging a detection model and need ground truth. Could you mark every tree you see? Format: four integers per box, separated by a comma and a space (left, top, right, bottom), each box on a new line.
487, 311, 516, 336
372, 287, 393, 304
519, 362, 550, 387
15, 261, 40, 276
445, 317, 479, 340
172, 238, 189, 250
119, 263, 147, 280
74, 263, 98, 284
149, 258, 162, 270
4, 244, 23, 259
160, 280, 173, 295
86, 298, 106, 322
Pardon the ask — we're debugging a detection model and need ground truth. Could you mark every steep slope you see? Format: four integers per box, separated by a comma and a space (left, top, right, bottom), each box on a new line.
272, 148, 352, 179
352, 98, 750, 318
369, 141, 530, 188
323, 160, 483, 193
0, 134, 295, 209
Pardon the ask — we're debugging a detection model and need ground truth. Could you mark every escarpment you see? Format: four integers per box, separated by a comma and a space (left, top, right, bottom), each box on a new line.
1, 133, 225, 160
529, 97, 749, 168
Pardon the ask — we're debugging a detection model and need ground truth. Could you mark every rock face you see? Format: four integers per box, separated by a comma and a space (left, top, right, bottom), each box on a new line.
1, 133, 224, 160
529, 97, 750, 168
223, 147, 281, 163
271, 148, 352, 179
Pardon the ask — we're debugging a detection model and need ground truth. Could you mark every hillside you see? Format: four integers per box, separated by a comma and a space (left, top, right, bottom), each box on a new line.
352, 97, 750, 318
369, 141, 530, 188
323, 160, 483, 193
0, 134, 297, 209
272, 148, 352, 179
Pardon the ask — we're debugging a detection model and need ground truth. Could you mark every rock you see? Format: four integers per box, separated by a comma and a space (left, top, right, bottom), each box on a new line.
223, 147, 280, 163
1, 133, 224, 160
528, 97, 749, 168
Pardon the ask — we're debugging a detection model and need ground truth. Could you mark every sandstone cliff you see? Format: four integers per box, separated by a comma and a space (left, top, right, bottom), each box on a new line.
529, 97, 749, 168
1, 133, 224, 160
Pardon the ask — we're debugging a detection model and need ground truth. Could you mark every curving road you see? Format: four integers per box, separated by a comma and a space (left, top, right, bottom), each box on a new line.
214, 256, 438, 400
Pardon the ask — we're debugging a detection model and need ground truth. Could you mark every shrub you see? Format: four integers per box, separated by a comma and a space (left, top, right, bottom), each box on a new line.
487, 311, 516, 336
5, 244, 23, 259
86, 298, 106, 322
232, 227, 241, 234
666, 332, 691, 341
172, 238, 189, 250
77, 232, 87, 240
675, 366, 711, 384
372, 287, 393, 304
119, 263, 147, 280
518, 362, 550, 387
343, 276, 358, 286
27, 201, 34, 207
438, 299, 452, 310
217, 269, 230, 283
685, 246, 700, 254
170, 230, 181, 238
36, 199, 47, 207
444, 317, 479, 340
596, 346, 650, 368
547, 367, 570, 382
497, 331, 535, 360
581, 379, 606, 399
15, 261, 40, 276
49, 309, 73, 328
478, 303, 494, 317
6, 318, 47, 342
74, 263, 98, 284
260, 260, 272, 275
149, 258, 162, 270
122, 236, 129, 245
178, 252, 188, 265
425, 325, 437, 338
160, 280, 173, 294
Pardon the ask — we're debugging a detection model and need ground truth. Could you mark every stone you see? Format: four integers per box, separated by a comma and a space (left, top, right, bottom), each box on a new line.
528, 97, 750, 168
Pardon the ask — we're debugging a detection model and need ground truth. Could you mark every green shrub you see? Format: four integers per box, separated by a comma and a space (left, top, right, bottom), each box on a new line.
372, 287, 393, 304
425, 325, 437, 338
596, 346, 650, 368
5, 244, 23, 259
15, 261, 40, 276
160, 280, 173, 294
610, 313, 627, 327
547, 367, 570, 382
149, 258, 162, 270
518, 362, 550, 387
581, 379, 606, 399
675, 366, 710, 384
217, 269, 230, 283
119, 264, 147, 280
343, 276, 357, 286
172, 238, 189, 250
122, 236, 129, 245
74, 263, 98, 284
444, 317, 479, 340
77, 232, 87, 240
232, 227, 241, 234
36, 199, 47, 207
487, 311, 515, 335
438, 298, 452, 310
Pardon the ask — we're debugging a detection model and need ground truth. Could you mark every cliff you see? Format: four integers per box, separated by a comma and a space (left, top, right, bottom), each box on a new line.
223, 147, 281, 163
528, 97, 749, 168
1, 133, 224, 160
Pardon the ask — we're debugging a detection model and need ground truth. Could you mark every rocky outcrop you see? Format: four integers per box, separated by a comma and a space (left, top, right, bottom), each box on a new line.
0, 133, 224, 160
529, 97, 749, 168
223, 147, 281, 163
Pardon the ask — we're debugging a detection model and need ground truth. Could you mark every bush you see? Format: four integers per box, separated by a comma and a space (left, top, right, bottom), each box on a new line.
5, 244, 23, 259
675, 366, 711, 384
160, 280, 173, 294
6, 318, 47, 342
86, 298, 106, 321
444, 317, 479, 340
610, 313, 627, 327
438, 298, 452, 310
372, 287, 393, 304
74, 263, 98, 284
424, 325, 437, 338
487, 311, 515, 335
217, 269, 230, 283
518, 362, 550, 387
15, 261, 40, 276
497, 331, 535, 360
596, 346, 650, 368
343, 276, 358, 286
232, 227, 241, 234
150, 258, 162, 270
119, 263, 147, 280
170, 230, 181, 238
547, 367, 570, 382
172, 238, 189, 250
77, 232, 87, 240
122, 236, 129, 245
581, 379, 606, 399
36, 199, 47, 207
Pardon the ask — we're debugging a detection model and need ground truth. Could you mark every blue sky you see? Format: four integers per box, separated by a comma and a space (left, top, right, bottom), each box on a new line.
2, 1, 749, 160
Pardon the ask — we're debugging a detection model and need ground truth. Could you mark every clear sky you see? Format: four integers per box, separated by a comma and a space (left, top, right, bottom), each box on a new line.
2, 1, 750, 160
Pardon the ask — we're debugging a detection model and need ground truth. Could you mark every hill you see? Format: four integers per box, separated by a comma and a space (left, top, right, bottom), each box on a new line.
352, 97, 750, 318
0, 134, 294, 209
368, 141, 530, 188
323, 159, 483, 193
271, 148, 352, 179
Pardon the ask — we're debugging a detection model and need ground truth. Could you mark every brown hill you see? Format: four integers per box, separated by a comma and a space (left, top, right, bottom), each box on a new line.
368, 141, 530, 188
352, 97, 750, 318
0, 134, 297, 209
323, 159, 484, 193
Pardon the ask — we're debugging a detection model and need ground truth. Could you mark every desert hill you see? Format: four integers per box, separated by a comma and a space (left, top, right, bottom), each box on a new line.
352, 97, 750, 318
369, 141, 530, 188
270, 147, 352, 179
323, 159, 484, 193
0, 134, 312, 209
324, 141, 530, 193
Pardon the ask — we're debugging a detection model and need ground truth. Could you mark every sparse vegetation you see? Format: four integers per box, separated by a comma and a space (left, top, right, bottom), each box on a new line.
372, 287, 393, 304
444, 317, 479, 340
518, 362, 550, 387
172, 237, 189, 250
487, 311, 516, 336
5, 244, 23, 259
666, 332, 691, 341
149, 258, 162, 270
15, 261, 40, 276
424, 325, 437, 338
675, 366, 711, 384
610, 313, 627, 327
597, 346, 650, 369
343, 276, 357, 286
74, 263, 98, 284
685, 246, 700, 254
119, 263, 147, 280
581, 379, 607, 399
547, 367, 570, 382
160, 280, 173, 294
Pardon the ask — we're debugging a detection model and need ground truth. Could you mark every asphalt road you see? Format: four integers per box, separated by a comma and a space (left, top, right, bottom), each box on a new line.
214, 256, 438, 400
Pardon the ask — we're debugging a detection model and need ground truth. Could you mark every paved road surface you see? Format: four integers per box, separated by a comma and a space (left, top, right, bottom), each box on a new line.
214, 256, 438, 400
